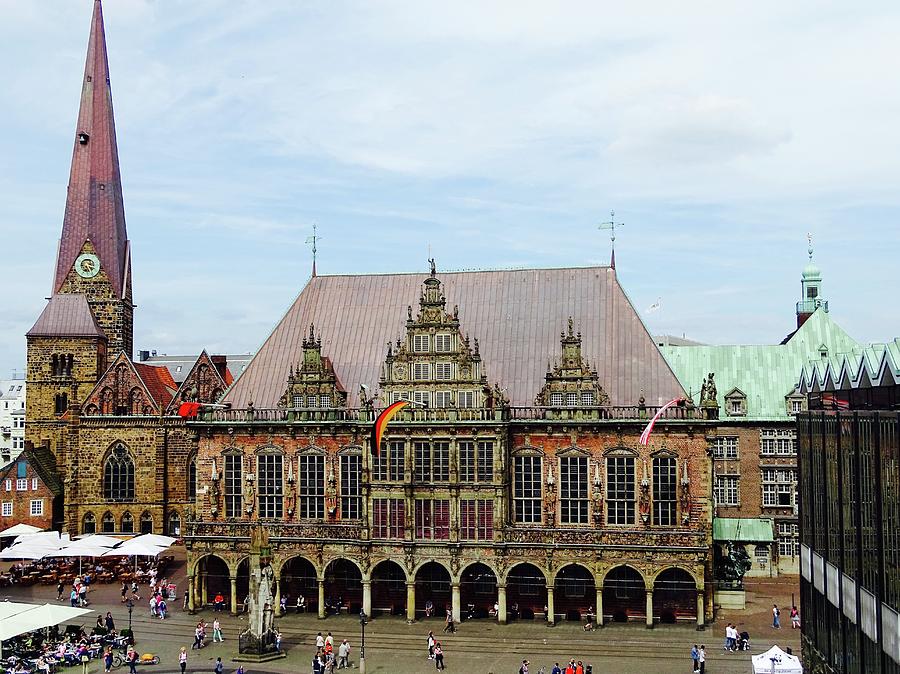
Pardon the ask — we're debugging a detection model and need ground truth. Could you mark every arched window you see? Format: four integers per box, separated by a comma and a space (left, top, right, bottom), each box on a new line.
103, 444, 135, 501
121, 511, 134, 533
101, 512, 115, 533
130, 388, 144, 416
168, 511, 181, 537
82, 512, 96, 534
188, 455, 197, 499
140, 511, 153, 534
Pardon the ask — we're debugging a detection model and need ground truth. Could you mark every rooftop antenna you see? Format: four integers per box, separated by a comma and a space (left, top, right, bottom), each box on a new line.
306, 223, 321, 277
598, 210, 624, 269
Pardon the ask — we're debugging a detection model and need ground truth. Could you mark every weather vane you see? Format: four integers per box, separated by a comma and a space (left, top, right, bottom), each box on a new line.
598, 210, 624, 269
306, 223, 321, 277
807, 232, 813, 260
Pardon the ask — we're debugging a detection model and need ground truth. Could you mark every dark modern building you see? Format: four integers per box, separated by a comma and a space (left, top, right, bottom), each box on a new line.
797, 342, 900, 673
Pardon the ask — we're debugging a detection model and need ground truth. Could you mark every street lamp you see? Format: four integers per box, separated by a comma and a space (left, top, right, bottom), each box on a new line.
126, 599, 134, 636
359, 609, 368, 674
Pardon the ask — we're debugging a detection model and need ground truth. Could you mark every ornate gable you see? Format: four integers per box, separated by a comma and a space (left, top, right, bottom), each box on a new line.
378, 262, 505, 409
167, 350, 228, 413
534, 318, 609, 407
82, 352, 175, 416
277, 325, 347, 408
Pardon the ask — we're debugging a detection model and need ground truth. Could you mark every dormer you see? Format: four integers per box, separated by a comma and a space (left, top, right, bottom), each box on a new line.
277, 324, 347, 408
724, 387, 747, 417
785, 387, 806, 416
534, 318, 609, 411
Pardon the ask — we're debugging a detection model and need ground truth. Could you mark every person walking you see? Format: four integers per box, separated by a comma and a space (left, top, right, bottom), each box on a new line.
698, 645, 706, 674
121, 583, 128, 603
103, 647, 113, 674
772, 604, 781, 628
443, 608, 455, 633
791, 605, 801, 629
179, 647, 187, 674
519, 659, 529, 674
214, 658, 223, 674
551, 664, 562, 674
127, 648, 138, 674
57, 581, 65, 601
434, 642, 445, 670
316, 632, 325, 650
213, 618, 223, 642
338, 640, 349, 669
105, 612, 115, 632
690, 644, 700, 673
427, 630, 436, 659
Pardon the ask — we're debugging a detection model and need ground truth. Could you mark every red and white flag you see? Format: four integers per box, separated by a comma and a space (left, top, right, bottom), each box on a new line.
639, 397, 685, 446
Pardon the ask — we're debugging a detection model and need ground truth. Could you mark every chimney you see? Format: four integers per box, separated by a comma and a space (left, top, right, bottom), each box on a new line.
211, 355, 228, 380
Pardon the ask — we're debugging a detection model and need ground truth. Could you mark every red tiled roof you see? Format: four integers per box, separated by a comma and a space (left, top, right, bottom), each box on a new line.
27, 294, 106, 338
224, 266, 686, 408
54, 0, 130, 298
134, 363, 177, 408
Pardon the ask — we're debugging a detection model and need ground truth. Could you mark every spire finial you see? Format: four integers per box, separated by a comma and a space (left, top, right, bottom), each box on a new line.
306, 223, 321, 277
807, 231, 813, 261
598, 210, 625, 269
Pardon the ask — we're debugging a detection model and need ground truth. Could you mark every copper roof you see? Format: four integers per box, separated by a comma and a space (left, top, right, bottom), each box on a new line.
225, 266, 686, 408
54, 0, 130, 298
27, 294, 106, 338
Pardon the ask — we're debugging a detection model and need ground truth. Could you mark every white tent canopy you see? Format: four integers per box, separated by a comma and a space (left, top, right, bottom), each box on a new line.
0, 602, 92, 641
65, 534, 121, 548
130, 534, 176, 548
0, 524, 42, 538
751, 645, 803, 674
13, 531, 68, 546
102, 540, 167, 558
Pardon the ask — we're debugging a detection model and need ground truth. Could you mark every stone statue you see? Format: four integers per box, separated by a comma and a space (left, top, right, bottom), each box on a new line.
244, 478, 255, 513
239, 528, 279, 659
429, 257, 436, 276
706, 373, 717, 401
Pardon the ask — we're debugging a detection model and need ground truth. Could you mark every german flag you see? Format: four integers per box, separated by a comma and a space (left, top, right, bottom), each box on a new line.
370, 400, 409, 456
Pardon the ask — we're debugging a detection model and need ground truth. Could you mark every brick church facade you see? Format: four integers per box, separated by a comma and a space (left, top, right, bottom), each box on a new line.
25, 0, 720, 627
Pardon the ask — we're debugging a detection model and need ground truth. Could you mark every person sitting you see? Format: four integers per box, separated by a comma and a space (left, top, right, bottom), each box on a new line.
424, 600, 434, 617
489, 602, 499, 619
213, 593, 225, 612
583, 618, 595, 631
510, 602, 520, 621
279, 595, 287, 616
295, 595, 306, 613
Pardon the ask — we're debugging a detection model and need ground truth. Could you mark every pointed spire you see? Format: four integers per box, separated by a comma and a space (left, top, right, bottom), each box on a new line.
55, 0, 130, 299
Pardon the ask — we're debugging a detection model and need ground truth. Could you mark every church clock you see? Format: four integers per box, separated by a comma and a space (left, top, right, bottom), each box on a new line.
74, 253, 101, 278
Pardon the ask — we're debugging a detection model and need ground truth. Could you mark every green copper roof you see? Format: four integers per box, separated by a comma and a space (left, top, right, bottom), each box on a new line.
661, 309, 858, 420
713, 517, 774, 543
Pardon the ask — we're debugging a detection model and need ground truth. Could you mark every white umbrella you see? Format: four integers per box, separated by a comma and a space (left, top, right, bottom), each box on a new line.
67, 534, 121, 548
0, 544, 53, 560
0, 524, 42, 538
102, 540, 166, 558
751, 645, 803, 674
0, 603, 92, 640
13, 531, 65, 545
129, 534, 176, 548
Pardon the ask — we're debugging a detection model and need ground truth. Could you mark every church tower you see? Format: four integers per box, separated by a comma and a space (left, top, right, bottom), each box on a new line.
26, 0, 133, 453
795, 237, 827, 328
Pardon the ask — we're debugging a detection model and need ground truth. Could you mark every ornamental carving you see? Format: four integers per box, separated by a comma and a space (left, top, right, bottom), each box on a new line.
534, 318, 609, 409
82, 352, 173, 416
167, 350, 229, 413
277, 324, 348, 409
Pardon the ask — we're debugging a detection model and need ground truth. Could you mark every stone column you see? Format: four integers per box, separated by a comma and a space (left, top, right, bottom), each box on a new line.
546, 586, 555, 626
317, 579, 326, 619
451, 582, 461, 624
595, 585, 604, 627
201, 571, 208, 607
274, 574, 281, 615
406, 582, 416, 623
696, 590, 705, 630
497, 584, 507, 624
362, 581, 372, 618
645, 589, 654, 628
229, 577, 238, 616
187, 574, 196, 613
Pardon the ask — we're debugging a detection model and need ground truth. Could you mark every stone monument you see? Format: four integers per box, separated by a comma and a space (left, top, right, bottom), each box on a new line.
237, 526, 284, 661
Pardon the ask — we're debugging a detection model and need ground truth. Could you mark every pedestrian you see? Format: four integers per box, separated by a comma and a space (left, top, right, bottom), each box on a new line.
519, 659, 529, 674
791, 605, 801, 629
57, 581, 65, 601
274, 630, 282, 653
70, 588, 78, 607
213, 618, 223, 642
183, 589, 189, 611
106, 612, 115, 631
772, 604, 781, 628
434, 642, 445, 670
79, 583, 88, 606
121, 583, 128, 603
338, 640, 349, 669
214, 658, 223, 674
698, 645, 706, 674
179, 647, 187, 674
159, 598, 168, 620
325, 632, 334, 649
236, 666, 244, 674
551, 664, 562, 674
103, 647, 113, 674
316, 632, 325, 650
149, 595, 158, 617
427, 630, 435, 659
127, 648, 138, 674
443, 608, 455, 633
192, 624, 203, 650
690, 644, 699, 673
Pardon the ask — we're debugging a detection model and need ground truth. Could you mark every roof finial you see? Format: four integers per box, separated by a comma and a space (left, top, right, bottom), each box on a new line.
599, 210, 624, 269
306, 223, 321, 277
807, 231, 813, 261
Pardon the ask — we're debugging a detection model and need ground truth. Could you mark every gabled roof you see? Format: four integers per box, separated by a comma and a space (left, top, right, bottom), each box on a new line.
133, 362, 177, 409
165, 350, 229, 413
661, 309, 859, 420
27, 294, 106, 339
54, 0, 130, 298
225, 266, 686, 408
800, 338, 900, 393
0, 446, 63, 497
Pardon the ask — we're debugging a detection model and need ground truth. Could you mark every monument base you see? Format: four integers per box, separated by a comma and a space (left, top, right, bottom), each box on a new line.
234, 651, 286, 664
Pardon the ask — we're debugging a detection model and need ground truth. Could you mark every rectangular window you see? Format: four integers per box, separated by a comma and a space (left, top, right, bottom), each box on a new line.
373, 441, 405, 482
458, 391, 475, 408
414, 441, 450, 482
413, 334, 429, 352
414, 499, 450, 540
566, 392, 578, 406
372, 498, 405, 539
307, 395, 318, 407
31, 478, 38, 491
292, 394, 303, 407
560, 456, 589, 524
477, 441, 494, 482
790, 399, 803, 414
3, 480, 9, 491
1, 502, 11, 517
434, 391, 452, 408
434, 334, 452, 352
513, 455, 542, 523
549, 392, 564, 407
435, 363, 452, 381
459, 499, 494, 540
779, 538, 800, 558
391, 391, 407, 403
413, 363, 431, 380
16, 479, 27, 491
30, 500, 43, 516
581, 391, 594, 406
224, 454, 243, 518
606, 456, 635, 525
340, 455, 361, 520
16, 462, 26, 478
714, 475, 740, 506
761, 469, 796, 507
298, 454, 325, 519
652, 457, 677, 526
319, 394, 331, 407
413, 390, 430, 407
257, 454, 284, 519
458, 440, 493, 482
711, 436, 738, 459
760, 429, 797, 456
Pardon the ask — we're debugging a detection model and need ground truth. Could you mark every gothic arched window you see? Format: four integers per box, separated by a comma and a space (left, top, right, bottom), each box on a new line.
140, 511, 153, 534
82, 512, 96, 534
101, 512, 115, 533
103, 444, 135, 502
121, 511, 134, 533
168, 511, 181, 536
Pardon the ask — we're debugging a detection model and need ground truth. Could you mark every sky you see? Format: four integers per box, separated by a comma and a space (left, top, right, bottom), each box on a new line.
1, 0, 899, 378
